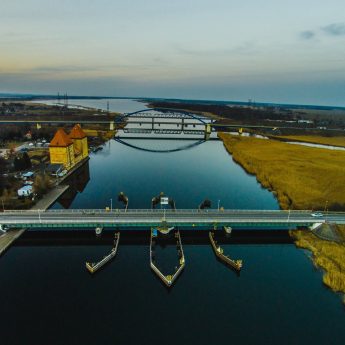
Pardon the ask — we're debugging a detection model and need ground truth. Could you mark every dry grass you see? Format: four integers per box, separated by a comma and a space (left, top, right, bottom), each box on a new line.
220, 131, 345, 301
218, 132, 345, 210
291, 230, 345, 296
275, 135, 345, 147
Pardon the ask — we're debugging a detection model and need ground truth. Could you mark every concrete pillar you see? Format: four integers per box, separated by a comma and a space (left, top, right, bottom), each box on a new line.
109, 121, 115, 130
204, 124, 211, 140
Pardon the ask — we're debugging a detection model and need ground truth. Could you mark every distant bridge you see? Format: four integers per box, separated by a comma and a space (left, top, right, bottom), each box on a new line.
1, 209, 344, 230
115, 108, 212, 139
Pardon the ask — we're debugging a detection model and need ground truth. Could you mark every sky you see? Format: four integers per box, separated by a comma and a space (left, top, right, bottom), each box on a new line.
1, 0, 345, 106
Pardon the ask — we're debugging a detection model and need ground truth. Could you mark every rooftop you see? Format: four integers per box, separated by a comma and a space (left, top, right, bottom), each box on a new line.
69, 124, 86, 139
50, 128, 73, 147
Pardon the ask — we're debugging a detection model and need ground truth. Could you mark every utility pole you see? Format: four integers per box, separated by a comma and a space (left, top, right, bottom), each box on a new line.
324, 200, 328, 222
110, 198, 113, 211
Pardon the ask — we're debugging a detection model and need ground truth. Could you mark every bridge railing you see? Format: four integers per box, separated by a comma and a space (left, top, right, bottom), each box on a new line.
4, 208, 344, 216
2, 208, 298, 213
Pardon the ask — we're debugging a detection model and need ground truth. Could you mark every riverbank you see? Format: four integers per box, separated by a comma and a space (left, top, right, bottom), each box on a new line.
291, 228, 345, 302
218, 132, 345, 211
272, 135, 345, 148
218, 132, 345, 303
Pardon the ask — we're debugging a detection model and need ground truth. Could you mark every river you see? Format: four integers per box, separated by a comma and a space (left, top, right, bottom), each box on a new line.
1, 98, 344, 345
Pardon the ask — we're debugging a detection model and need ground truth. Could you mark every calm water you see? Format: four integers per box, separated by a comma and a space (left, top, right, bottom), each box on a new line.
1, 99, 345, 345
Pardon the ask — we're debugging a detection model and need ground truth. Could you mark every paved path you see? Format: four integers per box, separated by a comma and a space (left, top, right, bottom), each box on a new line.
31, 185, 69, 210
0, 229, 26, 256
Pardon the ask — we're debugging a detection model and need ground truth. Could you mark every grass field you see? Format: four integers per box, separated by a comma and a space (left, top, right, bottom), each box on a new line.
218, 132, 345, 302
275, 135, 345, 147
218, 133, 345, 210
291, 229, 345, 298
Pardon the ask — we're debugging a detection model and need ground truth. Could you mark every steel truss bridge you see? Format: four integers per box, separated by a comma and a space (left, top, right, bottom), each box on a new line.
1, 209, 344, 230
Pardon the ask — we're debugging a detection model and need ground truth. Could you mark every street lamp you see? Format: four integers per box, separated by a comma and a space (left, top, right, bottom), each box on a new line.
324, 200, 328, 222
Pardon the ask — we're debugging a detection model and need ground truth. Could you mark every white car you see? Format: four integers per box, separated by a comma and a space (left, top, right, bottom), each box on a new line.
58, 169, 67, 177
311, 212, 324, 217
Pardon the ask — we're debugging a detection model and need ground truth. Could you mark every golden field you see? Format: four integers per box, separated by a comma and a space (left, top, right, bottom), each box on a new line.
218, 132, 345, 301
291, 229, 345, 296
218, 133, 345, 210
275, 135, 345, 147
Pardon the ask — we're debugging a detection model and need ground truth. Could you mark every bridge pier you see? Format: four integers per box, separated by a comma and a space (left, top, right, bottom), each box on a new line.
204, 124, 211, 140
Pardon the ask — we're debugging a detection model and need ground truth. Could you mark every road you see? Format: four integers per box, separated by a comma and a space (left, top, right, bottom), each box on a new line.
1, 209, 345, 230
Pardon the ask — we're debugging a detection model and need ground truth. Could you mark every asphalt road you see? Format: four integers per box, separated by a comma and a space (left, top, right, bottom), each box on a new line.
1, 209, 345, 228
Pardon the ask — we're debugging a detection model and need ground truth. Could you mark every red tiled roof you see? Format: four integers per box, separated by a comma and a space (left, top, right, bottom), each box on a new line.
49, 128, 73, 147
69, 124, 86, 139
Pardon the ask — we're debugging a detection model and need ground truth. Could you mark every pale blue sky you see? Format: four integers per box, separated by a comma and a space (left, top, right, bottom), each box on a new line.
1, 0, 345, 105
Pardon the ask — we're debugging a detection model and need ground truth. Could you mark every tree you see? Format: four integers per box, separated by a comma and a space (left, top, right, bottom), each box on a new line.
34, 174, 50, 195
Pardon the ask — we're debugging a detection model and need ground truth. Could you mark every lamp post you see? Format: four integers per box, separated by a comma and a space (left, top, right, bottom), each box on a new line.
110, 198, 113, 211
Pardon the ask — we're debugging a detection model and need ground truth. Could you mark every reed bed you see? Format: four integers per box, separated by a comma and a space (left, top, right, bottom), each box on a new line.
218, 133, 345, 210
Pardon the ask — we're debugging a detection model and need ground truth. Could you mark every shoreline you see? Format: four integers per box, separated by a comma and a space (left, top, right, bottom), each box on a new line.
218, 132, 345, 303
0, 157, 89, 256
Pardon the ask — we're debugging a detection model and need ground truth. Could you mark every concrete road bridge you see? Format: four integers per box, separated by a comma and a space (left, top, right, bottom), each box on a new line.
1, 209, 345, 231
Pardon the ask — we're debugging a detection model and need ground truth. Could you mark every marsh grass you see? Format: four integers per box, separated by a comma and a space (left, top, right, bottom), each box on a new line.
291, 230, 345, 297
218, 132, 345, 301
218, 133, 345, 210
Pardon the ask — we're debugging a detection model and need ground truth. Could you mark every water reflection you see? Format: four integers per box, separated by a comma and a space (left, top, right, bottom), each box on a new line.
114, 137, 206, 153
15, 229, 294, 246
56, 161, 90, 208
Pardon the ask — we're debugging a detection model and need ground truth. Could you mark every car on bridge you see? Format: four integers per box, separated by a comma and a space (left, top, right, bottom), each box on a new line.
311, 212, 324, 217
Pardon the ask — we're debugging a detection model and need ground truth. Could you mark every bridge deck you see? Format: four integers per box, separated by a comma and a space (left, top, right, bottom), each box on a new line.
1, 209, 344, 230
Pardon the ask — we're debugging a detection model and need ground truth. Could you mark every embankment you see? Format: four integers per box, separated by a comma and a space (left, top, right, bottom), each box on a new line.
218, 132, 345, 211
218, 132, 345, 302
291, 228, 345, 297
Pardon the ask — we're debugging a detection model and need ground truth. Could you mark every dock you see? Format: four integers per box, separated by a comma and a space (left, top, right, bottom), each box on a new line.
0, 229, 26, 256
150, 228, 185, 287
209, 231, 243, 271
85, 232, 120, 273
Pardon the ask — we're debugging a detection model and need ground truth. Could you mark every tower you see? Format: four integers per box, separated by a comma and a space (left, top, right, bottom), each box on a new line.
49, 128, 75, 169
69, 124, 88, 161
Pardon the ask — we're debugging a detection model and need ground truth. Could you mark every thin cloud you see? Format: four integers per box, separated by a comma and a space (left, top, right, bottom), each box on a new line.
322, 23, 345, 36
175, 41, 258, 56
300, 30, 315, 40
